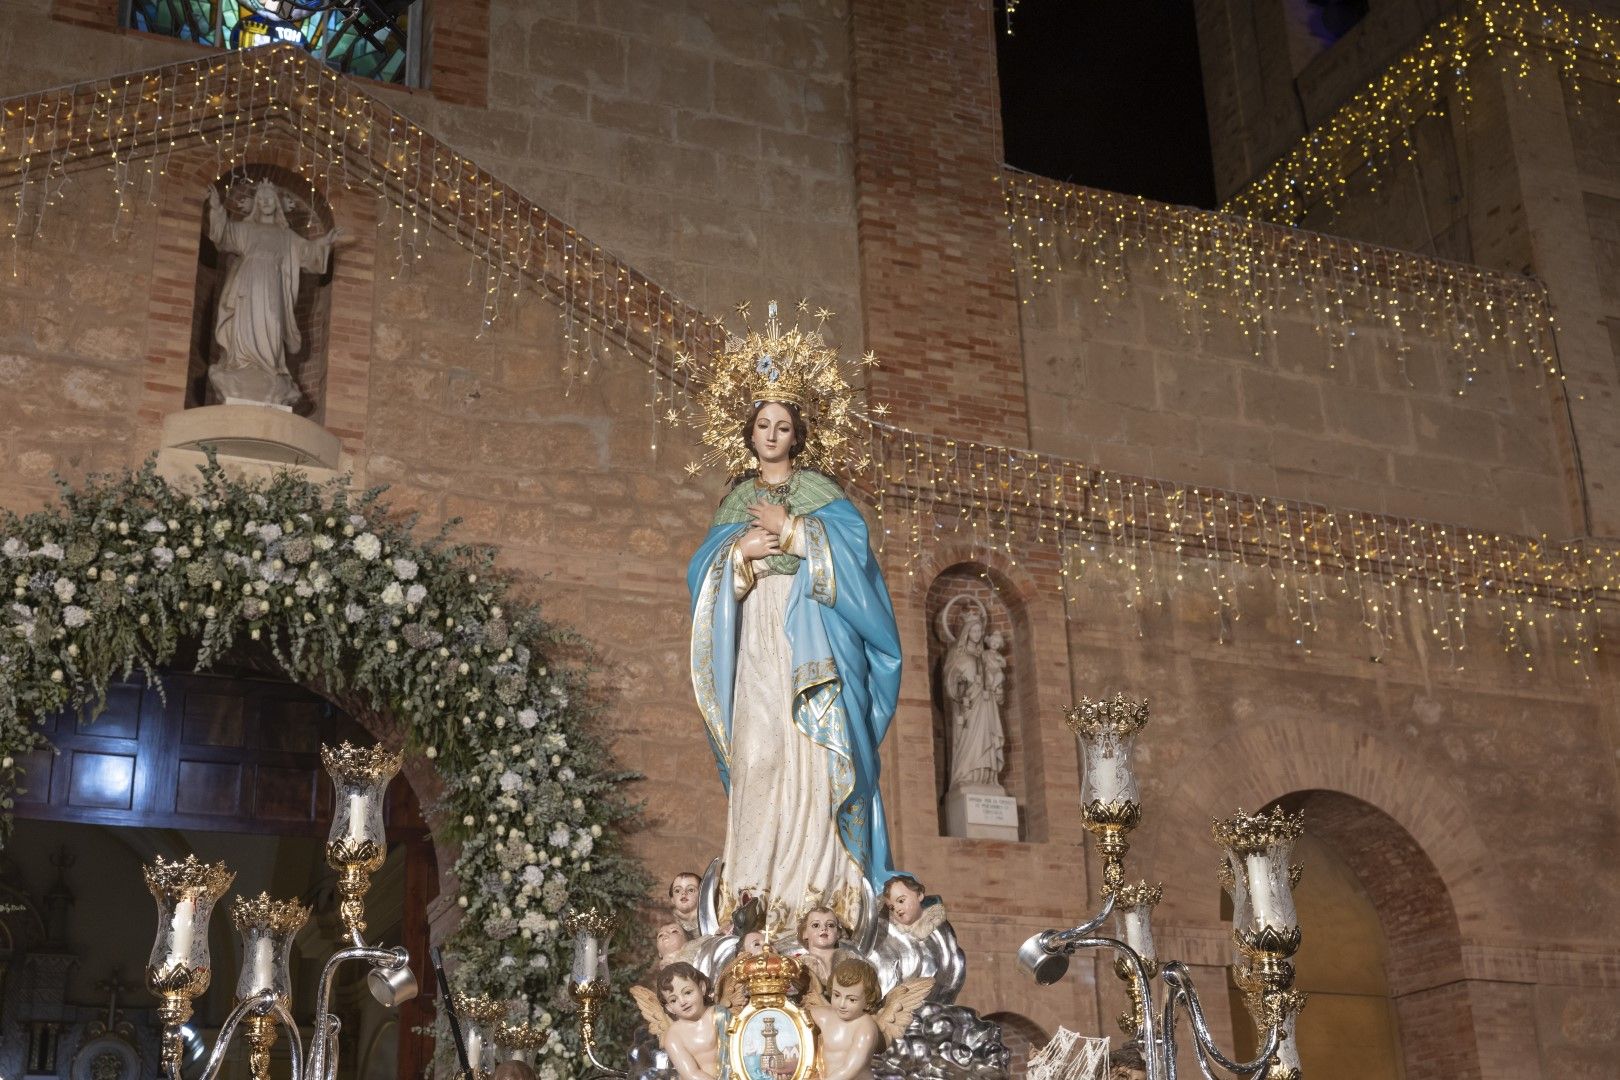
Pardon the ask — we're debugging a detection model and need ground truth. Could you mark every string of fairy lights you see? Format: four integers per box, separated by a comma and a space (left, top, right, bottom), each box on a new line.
1001, 168, 1560, 396
1225, 0, 1620, 226
1, 41, 1616, 671
860, 418, 1617, 672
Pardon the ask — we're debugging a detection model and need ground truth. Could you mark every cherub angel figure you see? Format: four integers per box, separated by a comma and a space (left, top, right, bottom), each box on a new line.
807, 959, 932, 1080
630, 962, 729, 1080
796, 905, 855, 984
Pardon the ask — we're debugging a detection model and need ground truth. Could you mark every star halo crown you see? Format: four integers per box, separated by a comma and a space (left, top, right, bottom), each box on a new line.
676, 300, 881, 479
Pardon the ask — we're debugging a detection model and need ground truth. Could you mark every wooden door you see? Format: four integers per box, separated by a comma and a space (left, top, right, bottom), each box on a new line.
13, 669, 438, 1079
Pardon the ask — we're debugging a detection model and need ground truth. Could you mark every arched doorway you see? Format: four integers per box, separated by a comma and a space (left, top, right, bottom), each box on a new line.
1226, 790, 1474, 1080
1, 665, 438, 1080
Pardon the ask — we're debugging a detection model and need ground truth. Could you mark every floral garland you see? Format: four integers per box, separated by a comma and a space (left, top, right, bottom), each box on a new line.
0, 461, 649, 1077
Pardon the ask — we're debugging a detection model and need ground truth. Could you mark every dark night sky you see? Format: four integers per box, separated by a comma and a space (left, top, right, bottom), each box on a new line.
996, 0, 1218, 209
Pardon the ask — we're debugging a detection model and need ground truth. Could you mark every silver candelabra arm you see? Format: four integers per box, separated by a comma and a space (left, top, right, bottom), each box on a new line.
304, 941, 415, 1080
172, 991, 304, 1080
1159, 962, 1280, 1080
1015, 891, 1116, 985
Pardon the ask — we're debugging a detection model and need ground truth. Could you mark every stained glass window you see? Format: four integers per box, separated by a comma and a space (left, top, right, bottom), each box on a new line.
123, 1, 422, 87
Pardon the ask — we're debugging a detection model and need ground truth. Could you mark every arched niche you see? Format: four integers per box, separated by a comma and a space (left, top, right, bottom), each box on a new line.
186, 164, 336, 423
1225, 790, 1472, 1080
924, 561, 1041, 841
982, 1012, 1049, 1075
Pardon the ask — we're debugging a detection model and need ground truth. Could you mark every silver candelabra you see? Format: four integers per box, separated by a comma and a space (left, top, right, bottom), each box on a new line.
1016, 696, 1307, 1080
143, 742, 419, 1080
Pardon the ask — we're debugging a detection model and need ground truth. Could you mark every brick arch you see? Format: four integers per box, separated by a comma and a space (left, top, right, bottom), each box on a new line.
1153, 714, 1503, 938
1271, 789, 1478, 1080
982, 1011, 1049, 1075
905, 540, 1041, 611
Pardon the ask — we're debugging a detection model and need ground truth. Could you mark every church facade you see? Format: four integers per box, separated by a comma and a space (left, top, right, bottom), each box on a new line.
0, 1, 1616, 1078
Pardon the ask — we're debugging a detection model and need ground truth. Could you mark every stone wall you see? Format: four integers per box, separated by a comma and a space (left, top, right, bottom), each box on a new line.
1016, 238, 1573, 536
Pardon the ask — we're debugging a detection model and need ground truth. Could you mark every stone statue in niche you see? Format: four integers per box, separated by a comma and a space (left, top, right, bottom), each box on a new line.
936, 595, 1019, 840
938, 596, 1006, 792
203, 180, 341, 409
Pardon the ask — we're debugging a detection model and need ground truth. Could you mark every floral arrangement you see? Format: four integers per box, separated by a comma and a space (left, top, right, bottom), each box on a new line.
0, 461, 649, 1076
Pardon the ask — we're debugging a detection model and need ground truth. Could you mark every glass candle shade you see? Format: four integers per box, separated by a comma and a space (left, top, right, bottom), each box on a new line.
1065, 694, 1150, 812
565, 909, 615, 986
453, 994, 506, 1071
1213, 808, 1305, 941
144, 855, 235, 991
1218, 852, 1252, 967
1112, 881, 1163, 964
231, 893, 309, 1005
321, 741, 402, 868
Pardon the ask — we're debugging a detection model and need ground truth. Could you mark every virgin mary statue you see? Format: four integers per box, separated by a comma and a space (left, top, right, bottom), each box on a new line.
686, 305, 902, 932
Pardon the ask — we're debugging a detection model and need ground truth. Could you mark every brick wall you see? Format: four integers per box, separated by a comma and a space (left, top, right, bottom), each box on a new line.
848, 0, 1027, 445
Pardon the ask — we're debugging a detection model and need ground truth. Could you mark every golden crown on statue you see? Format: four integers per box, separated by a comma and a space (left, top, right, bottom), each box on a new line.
677, 300, 881, 479
731, 946, 807, 1005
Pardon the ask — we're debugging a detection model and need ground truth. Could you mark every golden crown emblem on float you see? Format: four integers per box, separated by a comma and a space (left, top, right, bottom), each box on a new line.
726, 948, 819, 1080
676, 299, 882, 478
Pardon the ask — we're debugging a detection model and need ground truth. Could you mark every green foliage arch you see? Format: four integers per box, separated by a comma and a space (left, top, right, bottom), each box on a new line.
0, 462, 648, 1075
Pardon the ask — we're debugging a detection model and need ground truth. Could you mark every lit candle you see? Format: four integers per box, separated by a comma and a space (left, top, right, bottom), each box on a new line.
1120, 905, 1157, 962
170, 896, 196, 966
247, 935, 275, 994
577, 933, 599, 985
346, 793, 370, 847
1244, 851, 1297, 932
464, 1027, 484, 1071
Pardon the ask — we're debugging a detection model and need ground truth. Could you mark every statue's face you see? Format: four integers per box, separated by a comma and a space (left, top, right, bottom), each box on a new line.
751, 402, 795, 466
670, 874, 700, 916
661, 975, 706, 1021
965, 617, 984, 644
886, 883, 923, 926
253, 185, 278, 218
656, 923, 686, 957
830, 980, 868, 1022
741, 930, 766, 955
804, 911, 840, 948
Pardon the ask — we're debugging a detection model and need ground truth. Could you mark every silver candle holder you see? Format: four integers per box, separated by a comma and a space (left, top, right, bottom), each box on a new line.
1018, 697, 1307, 1080
143, 741, 420, 1080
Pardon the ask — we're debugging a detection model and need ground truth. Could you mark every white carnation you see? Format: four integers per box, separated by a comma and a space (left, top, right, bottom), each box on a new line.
1, 538, 25, 558
353, 533, 382, 560
381, 582, 405, 606
37, 542, 64, 561
499, 770, 523, 792
406, 583, 427, 605
62, 605, 89, 628
53, 578, 75, 602
518, 708, 539, 729
344, 602, 366, 623
392, 557, 418, 580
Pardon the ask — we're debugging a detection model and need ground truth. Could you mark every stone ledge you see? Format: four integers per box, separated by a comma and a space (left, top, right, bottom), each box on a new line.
161, 404, 343, 468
